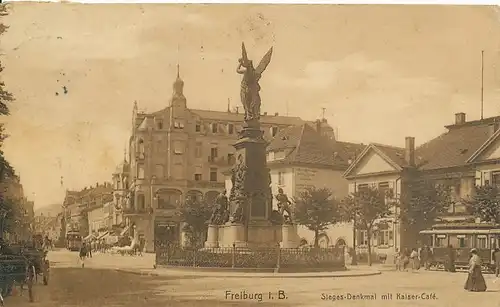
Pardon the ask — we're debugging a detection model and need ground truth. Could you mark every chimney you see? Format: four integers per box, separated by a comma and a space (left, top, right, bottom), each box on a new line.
263, 112, 267, 116
405, 136, 415, 167
96, 182, 99, 187
316, 119, 322, 135
455, 112, 466, 125
274, 112, 279, 116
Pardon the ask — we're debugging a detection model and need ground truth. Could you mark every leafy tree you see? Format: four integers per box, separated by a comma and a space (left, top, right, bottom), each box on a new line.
179, 197, 212, 248
464, 185, 500, 223
341, 186, 393, 266
398, 180, 452, 231
0, 4, 16, 238
293, 187, 341, 248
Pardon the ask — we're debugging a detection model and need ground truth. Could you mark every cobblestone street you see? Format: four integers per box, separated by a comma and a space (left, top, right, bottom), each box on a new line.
5, 250, 494, 307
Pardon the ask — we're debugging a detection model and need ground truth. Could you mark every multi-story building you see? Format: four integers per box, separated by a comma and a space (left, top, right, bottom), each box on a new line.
0, 175, 34, 241
266, 122, 364, 248
62, 183, 113, 238
124, 69, 335, 252
343, 112, 500, 259
33, 214, 60, 242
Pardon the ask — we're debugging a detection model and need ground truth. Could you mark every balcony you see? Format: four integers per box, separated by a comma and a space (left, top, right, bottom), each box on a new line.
187, 180, 224, 189
207, 156, 235, 166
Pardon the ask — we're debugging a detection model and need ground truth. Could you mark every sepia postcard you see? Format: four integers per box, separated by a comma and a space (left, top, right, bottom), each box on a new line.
0, 2, 499, 307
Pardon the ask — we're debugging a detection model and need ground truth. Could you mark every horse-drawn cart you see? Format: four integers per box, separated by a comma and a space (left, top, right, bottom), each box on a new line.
0, 254, 28, 302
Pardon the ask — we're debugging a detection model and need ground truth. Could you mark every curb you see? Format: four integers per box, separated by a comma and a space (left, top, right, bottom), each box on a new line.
114, 268, 381, 278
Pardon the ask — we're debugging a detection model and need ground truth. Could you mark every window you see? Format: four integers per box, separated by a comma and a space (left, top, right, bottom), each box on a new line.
493, 172, 500, 188
195, 122, 201, 132
194, 174, 202, 181
157, 190, 182, 209
267, 152, 275, 161
155, 164, 164, 178
227, 153, 235, 165
174, 141, 184, 155
137, 139, 145, 154
435, 236, 446, 247
174, 121, 184, 129
210, 147, 218, 159
228, 124, 234, 134
271, 126, 279, 137
477, 236, 487, 249
377, 230, 393, 246
357, 230, 368, 246
156, 119, 163, 130
156, 140, 162, 153
137, 164, 145, 179
195, 142, 202, 158
210, 168, 218, 182
211, 123, 218, 133
458, 237, 466, 248
357, 183, 369, 191
278, 172, 285, 185
137, 194, 145, 211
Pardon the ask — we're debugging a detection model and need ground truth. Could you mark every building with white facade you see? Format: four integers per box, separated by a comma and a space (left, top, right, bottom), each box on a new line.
266, 121, 364, 248
343, 112, 500, 260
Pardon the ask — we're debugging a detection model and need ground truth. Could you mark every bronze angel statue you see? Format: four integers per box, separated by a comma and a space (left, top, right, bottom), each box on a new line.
237, 43, 273, 123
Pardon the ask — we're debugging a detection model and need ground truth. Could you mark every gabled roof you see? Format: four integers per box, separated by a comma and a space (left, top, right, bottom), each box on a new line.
415, 121, 494, 170
343, 143, 408, 178
267, 124, 363, 168
465, 128, 500, 163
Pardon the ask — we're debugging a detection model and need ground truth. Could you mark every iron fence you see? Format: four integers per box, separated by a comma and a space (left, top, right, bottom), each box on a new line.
156, 243, 345, 270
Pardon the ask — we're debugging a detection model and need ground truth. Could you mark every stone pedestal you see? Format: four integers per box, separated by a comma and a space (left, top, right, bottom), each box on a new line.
204, 225, 219, 248
226, 223, 248, 248
280, 223, 300, 248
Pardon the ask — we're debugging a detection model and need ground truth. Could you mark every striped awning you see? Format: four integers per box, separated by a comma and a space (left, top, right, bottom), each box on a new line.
97, 231, 109, 240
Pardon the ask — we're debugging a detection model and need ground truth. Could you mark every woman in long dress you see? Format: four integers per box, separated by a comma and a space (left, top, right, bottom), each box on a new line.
464, 248, 487, 292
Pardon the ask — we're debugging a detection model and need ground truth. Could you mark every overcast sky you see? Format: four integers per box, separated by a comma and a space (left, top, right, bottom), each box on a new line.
2, 3, 500, 207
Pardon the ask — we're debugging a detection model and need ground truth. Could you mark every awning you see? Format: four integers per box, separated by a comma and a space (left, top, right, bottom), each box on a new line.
120, 225, 131, 236
83, 234, 94, 241
97, 231, 109, 240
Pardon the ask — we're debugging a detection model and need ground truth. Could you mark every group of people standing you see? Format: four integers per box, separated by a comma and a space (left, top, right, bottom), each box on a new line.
395, 245, 500, 293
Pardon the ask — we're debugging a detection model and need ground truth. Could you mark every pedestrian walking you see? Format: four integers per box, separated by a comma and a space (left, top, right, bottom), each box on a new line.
394, 248, 402, 271
410, 248, 419, 271
79, 243, 88, 268
464, 248, 487, 292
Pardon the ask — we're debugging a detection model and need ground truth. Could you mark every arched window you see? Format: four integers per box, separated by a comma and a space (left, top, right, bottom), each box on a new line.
317, 234, 330, 248
186, 190, 203, 203
156, 189, 182, 209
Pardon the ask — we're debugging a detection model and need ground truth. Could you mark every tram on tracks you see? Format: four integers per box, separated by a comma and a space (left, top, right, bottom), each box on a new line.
419, 223, 500, 273
66, 231, 82, 251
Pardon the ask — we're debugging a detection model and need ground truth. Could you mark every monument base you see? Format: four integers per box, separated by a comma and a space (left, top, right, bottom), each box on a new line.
204, 224, 219, 248
280, 223, 300, 248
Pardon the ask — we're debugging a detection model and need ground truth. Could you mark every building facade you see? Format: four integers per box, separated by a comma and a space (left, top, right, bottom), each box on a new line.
62, 183, 113, 237
123, 69, 334, 252
343, 112, 500, 259
266, 122, 364, 248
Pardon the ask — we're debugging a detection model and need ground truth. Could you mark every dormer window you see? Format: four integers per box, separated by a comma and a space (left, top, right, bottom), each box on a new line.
271, 126, 279, 137
211, 123, 218, 133
195, 122, 201, 132
174, 121, 184, 129
228, 123, 234, 134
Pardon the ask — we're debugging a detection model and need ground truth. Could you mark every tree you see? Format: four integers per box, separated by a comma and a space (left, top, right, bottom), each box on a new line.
463, 185, 500, 223
0, 4, 16, 239
293, 187, 341, 248
398, 180, 452, 231
341, 186, 392, 266
179, 197, 212, 248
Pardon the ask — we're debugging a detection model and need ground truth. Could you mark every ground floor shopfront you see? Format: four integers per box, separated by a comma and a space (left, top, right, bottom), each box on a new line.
124, 213, 184, 252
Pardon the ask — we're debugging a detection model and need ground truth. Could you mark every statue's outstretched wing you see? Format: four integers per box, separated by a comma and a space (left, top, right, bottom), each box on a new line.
255, 47, 273, 75
241, 42, 249, 63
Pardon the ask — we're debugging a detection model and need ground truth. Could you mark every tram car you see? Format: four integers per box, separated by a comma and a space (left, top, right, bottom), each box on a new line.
66, 230, 83, 251
419, 223, 500, 273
